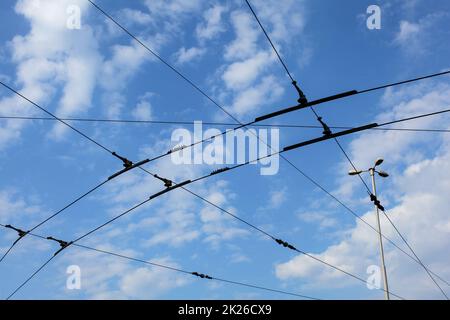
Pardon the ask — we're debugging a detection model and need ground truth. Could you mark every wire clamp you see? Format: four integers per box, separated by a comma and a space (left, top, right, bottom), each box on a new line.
167, 145, 186, 154
275, 238, 297, 251
317, 117, 332, 136
112, 151, 133, 168
5, 224, 30, 245
210, 167, 230, 176
192, 272, 212, 279
370, 194, 385, 211
46, 236, 73, 256
292, 80, 308, 106
154, 174, 173, 188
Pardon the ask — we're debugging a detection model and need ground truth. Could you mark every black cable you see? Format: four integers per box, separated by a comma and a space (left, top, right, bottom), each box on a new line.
0, 81, 113, 154
0, 225, 319, 300
2, 79, 446, 296
87, 0, 239, 123
4, 115, 450, 132
243, 1, 449, 297
254, 71, 450, 123
381, 210, 449, 299
333, 138, 372, 194
358, 70, 450, 94
244, 0, 294, 82
6, 255, 56, 300
5, 130, 407, 300
74, 244, 318, 299
3, 0, 448, 298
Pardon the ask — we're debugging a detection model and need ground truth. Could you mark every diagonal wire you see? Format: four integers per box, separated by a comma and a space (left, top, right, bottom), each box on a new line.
0, 224, 319, 300
2, 0, 448, 299
244, 0, 295, 82
244, 0, 449, 298
86, 0, 239, 123
0, 81, 113, 154
4, 181, 406, 300
381, 210, 449, 299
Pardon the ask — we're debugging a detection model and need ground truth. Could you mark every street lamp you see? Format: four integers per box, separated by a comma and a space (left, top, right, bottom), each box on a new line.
348, 158, 390, 300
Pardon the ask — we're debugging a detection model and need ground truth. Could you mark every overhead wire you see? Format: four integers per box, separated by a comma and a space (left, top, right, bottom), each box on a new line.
3, 115, 450, 133
0, 223, 319, 300
243, 0, 450, 298
3, 125, 406, 300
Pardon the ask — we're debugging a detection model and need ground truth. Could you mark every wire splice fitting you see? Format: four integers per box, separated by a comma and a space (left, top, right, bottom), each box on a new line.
275, 238, 297, 251
292, 81, 308, 106
46, 236, 73, 256
112, 151, 133, 168
5, 224, 30, 245
317, 117, 332, 136
192, 272, 212, 279
370, 194, 385, 211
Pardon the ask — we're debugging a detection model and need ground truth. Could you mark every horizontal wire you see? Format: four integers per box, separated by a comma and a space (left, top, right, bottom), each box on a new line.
2, 115, 450, 132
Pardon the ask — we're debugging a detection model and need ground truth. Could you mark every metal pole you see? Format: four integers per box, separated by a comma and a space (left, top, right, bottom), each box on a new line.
369, 168, 390, 300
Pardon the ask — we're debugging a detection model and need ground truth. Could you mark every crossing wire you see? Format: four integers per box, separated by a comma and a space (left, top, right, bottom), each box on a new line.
0, 223, 319, 300
3, 125, 407, 300
0, 80, 399, 299
2, 75, 448, 289
1, 0, 448, 299
243, 0, 450, 298
3, 115, 450, 133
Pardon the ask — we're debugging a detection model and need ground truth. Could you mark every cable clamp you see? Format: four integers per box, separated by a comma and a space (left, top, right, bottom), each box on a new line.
292, 80, 308, 106
5, 224, 30, 245
275, 238, 297, 251
317, 117, 332, 136
167, 145, 186, 154
370, 194, 385, 211
112, 152, 133, 168
210, 167, 230, 176
192, 272, 212, 279
46, 236, 73, 256
154, 174, 173, 188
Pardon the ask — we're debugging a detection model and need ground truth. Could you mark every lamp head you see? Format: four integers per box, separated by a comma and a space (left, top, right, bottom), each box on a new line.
348, 169, 363, 176
377, 170, 389, 178
374, 158, 384, 167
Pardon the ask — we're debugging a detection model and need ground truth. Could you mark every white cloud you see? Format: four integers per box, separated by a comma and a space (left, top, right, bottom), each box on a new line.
174, 46, 206, 65
297, 211, 338, 230
0, 189, 41, 224
395, 21, 421, 44
10, 0, 102, 140
120, 8, 153, 26
266, 188, 287, 209
224, 10, 260, 61
393, 13, 449, 55
196, 4, 228, 42
120, 258, 189, 298
222, 51, 275, 90
228, 75, 284, 117
132, 94, 153, 120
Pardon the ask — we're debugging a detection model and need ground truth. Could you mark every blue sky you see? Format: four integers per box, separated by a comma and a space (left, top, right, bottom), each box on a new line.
1, 0, 450, 299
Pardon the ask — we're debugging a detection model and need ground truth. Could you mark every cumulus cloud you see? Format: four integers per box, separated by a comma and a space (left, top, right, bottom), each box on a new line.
228, 75, 284, 117
196, 4, 228, 42
131, 93, 153, 120
174, 46, 206, 65
394, 13, 449, 55
0, 0, 102, 144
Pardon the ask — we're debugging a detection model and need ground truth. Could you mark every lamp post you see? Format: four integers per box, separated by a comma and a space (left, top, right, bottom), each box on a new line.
349, 158, 390, 300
